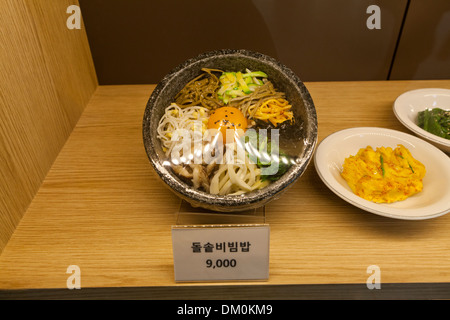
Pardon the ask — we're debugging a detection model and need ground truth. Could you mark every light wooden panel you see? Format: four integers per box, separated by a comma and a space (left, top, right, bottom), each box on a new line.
26, 0, 98, 126
0, 0, 97, 252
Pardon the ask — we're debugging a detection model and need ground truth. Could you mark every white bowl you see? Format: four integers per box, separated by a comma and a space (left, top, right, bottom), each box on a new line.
393, 88, 450, 153
314, 127, 450, 220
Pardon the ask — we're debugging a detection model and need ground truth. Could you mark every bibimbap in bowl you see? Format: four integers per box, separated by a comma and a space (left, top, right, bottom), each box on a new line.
143, 49, 317, 212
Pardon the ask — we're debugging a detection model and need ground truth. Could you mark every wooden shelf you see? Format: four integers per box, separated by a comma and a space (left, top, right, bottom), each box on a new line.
1, 81, 450, 299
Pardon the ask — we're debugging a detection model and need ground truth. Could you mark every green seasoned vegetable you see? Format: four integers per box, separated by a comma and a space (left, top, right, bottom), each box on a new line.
259, 147, 292, 182
236, 72, 251, 94
242, 132, 292, 182
417, 108, 450, 140
242, 71, 268, 79
218, 69, 268, 104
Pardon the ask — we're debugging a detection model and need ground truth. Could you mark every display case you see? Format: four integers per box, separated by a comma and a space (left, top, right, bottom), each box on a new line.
1, 1, 450, 300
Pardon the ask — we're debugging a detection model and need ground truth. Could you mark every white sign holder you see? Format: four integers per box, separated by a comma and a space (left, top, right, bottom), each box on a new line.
172, 201, 270, 282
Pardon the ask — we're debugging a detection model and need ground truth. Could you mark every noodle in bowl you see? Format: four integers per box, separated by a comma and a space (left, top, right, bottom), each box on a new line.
143, 50, 318, 212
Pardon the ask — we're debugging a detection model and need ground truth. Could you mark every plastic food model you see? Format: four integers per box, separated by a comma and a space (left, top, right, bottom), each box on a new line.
156, 68, 297, 196
341, 145, 426, 203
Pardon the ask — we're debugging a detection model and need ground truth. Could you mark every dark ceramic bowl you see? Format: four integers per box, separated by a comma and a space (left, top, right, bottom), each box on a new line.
143, 49, 317, 212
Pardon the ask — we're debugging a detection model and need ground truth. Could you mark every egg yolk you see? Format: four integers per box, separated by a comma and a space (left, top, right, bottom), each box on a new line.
207, 107, 247, 144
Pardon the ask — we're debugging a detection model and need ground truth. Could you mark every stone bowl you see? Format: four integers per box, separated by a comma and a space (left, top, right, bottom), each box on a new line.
143, 49, 318, 212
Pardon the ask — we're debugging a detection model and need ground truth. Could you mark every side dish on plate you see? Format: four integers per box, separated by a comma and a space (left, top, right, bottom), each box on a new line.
393, 88, 450, 153
341, 144, 426, 204
314, 127, 450, 220
417, 108, 450, 140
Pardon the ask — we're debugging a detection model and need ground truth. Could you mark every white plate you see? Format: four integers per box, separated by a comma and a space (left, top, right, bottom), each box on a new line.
314, 127, 450, 220
393, 88, 450, 153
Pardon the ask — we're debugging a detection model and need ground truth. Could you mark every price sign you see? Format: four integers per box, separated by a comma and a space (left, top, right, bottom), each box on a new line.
172, 225, 270, 282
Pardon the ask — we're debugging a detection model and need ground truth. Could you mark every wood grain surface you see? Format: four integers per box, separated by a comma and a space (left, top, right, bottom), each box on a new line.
0, 0, 97, 252
1, 81, 449, 299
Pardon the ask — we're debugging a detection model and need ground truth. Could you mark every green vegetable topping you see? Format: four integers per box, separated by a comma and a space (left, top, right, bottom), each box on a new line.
242, 132, 292, 182
417, 108, 450, 140
218, 69, 268, 104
